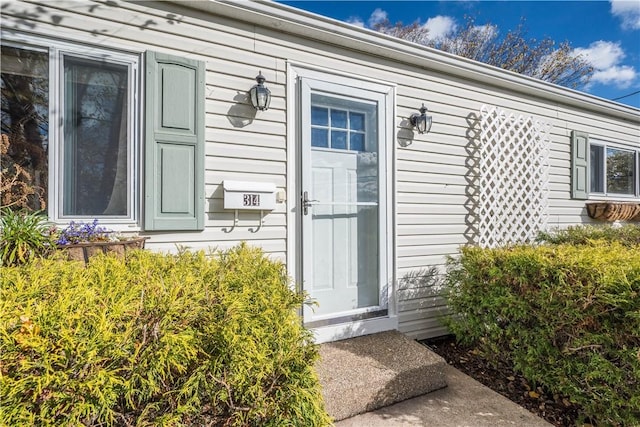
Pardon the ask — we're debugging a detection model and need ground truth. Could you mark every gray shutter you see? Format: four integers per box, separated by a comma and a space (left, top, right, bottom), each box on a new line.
571, 130, 589, 200
144, 51, 205, 230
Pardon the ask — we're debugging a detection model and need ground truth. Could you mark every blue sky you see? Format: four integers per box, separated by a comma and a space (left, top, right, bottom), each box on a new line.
280, 1, 640, 109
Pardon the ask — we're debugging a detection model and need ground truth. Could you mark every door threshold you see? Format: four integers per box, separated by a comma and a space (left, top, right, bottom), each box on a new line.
305, 309, 388, 329
310, 315, 398, 344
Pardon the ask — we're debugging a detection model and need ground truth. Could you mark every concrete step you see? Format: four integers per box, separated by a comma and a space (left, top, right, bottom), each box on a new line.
316, 330, 448, 421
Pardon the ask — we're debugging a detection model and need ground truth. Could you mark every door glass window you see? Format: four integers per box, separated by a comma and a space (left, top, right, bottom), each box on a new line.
311, 94, 374, 153
307, 92, 380, 317
350, 112, 365, 151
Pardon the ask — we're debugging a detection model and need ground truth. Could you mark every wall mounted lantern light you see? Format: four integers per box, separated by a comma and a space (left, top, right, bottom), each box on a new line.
409, 103, 433, 134
249, 71, 271, 111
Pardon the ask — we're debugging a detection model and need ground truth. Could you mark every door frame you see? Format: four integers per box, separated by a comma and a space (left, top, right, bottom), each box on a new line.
286, 62, 397, 343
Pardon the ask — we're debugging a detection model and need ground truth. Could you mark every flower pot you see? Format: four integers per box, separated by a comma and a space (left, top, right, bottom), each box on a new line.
58, 237, 149, 264
585, 202, 640, 222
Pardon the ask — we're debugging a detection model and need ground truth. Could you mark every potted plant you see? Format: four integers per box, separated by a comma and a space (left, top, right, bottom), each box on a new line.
55, 219, 148, 263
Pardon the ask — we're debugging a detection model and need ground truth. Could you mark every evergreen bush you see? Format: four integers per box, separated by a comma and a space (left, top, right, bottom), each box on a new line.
0, 244, 330, 426
537, 223, 640, 246
445, 242, 640, 425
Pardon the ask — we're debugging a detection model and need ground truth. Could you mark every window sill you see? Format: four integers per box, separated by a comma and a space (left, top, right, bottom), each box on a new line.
53, 220, 141, 233
586, 201, 640, 222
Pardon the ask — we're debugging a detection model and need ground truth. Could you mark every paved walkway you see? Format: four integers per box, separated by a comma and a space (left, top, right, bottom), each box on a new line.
335, 363, 553, 427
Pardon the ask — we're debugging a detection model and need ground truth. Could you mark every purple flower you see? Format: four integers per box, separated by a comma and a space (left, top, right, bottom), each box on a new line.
56, 219, 113, 245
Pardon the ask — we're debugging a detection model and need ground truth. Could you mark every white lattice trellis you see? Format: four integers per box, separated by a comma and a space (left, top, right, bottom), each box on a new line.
478, 105, 551, 248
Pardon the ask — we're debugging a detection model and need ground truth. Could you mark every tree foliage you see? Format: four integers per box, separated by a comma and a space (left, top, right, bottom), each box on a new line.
373, 17, 594, 89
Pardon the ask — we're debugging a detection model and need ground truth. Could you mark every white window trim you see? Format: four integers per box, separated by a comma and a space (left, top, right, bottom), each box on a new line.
1, 32, 141, 230
590, 139, 639, 200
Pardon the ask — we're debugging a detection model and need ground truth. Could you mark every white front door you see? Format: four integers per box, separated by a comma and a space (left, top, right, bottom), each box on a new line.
300, 77, 390, 332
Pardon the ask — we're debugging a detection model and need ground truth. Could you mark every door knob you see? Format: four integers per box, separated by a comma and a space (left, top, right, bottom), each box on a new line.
302, 191, 319, 215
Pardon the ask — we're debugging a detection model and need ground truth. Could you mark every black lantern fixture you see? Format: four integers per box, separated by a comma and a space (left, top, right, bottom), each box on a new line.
249, 71, 271, 111
409, 103, 433, 134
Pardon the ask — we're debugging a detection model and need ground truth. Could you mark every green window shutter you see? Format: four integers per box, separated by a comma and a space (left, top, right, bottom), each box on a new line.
144, 51, 205, 230
571, 130, 589, 200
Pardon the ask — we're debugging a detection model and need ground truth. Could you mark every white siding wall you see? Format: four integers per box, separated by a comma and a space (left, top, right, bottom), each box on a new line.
3, 0, 638, 340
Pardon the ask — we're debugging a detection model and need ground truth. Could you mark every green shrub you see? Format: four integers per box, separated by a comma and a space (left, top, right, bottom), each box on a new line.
538, 224, 640, 247
0, 209, 56, 266
445, 243, 640, 425
0, 244, 331, 426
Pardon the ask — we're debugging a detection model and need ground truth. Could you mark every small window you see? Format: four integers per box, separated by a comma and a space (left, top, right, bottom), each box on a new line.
590, 141, 638, 197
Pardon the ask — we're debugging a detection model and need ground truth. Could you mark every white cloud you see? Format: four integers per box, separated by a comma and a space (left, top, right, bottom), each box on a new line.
573, 40, 625, 69
346, 16, 365, 28
592, 66, 637, 88
421, 15, 458, 40
368, 8, 388, 27
573, 40, 638, 88
610, 0, 640, 30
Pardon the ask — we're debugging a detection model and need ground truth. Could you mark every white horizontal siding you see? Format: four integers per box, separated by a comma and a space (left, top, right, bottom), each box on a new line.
205, 171, 286, 188
3, 0, 638, 341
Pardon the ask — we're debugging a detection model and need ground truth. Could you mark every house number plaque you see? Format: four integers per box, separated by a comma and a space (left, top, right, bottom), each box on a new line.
243, 194, 260, 207
223, 180, 275, 211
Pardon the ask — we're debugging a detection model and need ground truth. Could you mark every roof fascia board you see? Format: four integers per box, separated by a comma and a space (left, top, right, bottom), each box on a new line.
178, 0, 639, 122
